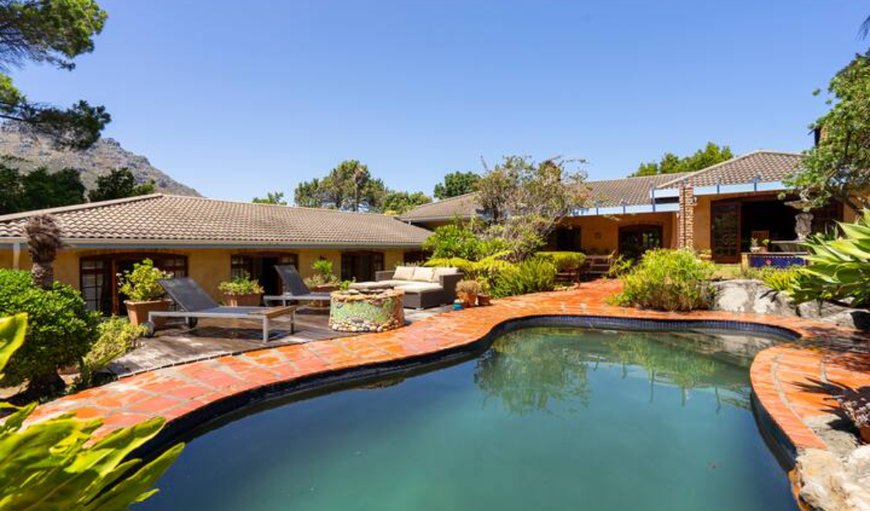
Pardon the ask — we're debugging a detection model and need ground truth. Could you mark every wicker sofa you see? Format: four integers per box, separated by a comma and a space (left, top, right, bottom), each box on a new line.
350, 266, 462, 309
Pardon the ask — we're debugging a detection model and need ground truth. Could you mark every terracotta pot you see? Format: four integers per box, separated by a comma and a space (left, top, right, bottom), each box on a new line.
458, 292, 477, 308
860, 425, 870, 444
477, 294, 492, 306
223, 293, 261, 307
125, 299, 171, 327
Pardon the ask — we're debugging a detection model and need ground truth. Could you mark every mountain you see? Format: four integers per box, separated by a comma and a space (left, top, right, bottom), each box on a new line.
0, 125, 200, 196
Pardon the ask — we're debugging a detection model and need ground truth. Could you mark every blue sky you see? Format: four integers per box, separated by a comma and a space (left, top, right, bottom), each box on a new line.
9, 1, 868, 201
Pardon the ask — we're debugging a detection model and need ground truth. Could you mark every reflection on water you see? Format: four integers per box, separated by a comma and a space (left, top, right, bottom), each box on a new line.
137, 326, 796, 511
474, 328, 770, 415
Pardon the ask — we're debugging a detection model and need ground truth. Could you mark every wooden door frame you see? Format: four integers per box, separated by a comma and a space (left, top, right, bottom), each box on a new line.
710, 199, 742, 264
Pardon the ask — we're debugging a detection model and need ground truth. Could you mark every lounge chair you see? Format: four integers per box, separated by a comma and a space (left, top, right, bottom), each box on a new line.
263, 265, 332, 306
145, 277, 296, 342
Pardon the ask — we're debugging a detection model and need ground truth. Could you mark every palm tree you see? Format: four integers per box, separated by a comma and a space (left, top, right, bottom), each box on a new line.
23, 214, 63, 289
862, 16, 870, 39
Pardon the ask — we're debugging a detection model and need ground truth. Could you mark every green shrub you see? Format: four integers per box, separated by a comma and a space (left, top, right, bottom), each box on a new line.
117, 258, 171, 302
422, 222, 482, 259
758, 267, 803, 293
491, 257, 557, 298
612, 249, 715, 311
78, 317, 146, 387
537, 251, 586, 272
0, 269, 99, 389
305, 259, 340, 288
218, 271, 264, 295
789, 209, 870, 306
606, 254, 632, 278
0, 313, 183, 510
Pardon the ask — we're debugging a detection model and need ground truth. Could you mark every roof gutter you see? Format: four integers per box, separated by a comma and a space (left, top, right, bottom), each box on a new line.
0, 238, 429, 250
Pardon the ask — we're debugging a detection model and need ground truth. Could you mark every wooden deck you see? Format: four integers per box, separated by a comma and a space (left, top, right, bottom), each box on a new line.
108, 307, 449, 377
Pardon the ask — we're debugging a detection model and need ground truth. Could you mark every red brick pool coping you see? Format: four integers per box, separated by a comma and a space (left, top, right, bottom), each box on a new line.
28, 280, 869, 457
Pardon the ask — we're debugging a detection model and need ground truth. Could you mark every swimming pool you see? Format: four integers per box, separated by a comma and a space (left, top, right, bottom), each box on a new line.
136, 326, 797, 511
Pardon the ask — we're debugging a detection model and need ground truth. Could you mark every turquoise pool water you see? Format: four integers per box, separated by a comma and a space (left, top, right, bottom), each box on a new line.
137, 327, 797, 511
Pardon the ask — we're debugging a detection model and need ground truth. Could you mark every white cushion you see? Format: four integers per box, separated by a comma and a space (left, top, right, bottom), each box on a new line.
393, 266, 415, 280
395, 282, 442, 292
411, 267, 435, 282
431, 267, 459, 282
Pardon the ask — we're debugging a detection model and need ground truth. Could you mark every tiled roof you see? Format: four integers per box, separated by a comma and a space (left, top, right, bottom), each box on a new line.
398, 193, 481, 221
0, 194, 432, 247
400, 150, 805, 221
658, 150, 803, 188
399, 173, 692, 220
585, 172, 691, 207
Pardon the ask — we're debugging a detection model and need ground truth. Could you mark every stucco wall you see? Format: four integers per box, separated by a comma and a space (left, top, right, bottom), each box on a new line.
0, 246, 409, 301
559, 212, 677, 255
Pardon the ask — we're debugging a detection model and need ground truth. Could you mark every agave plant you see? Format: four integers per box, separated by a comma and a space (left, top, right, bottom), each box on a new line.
789, 209, 870, 307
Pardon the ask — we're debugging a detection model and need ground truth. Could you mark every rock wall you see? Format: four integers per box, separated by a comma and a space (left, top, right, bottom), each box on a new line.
711, 280, 869, 331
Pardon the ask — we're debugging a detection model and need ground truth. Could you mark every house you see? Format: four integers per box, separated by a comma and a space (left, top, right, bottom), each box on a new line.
0, 194, 431, 315
400, 150, 862, 263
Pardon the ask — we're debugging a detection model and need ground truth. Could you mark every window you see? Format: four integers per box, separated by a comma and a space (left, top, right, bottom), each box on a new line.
80, 258, 111, 315
618, 225, 663, 262
341, 252, 384, 282
80, 253, 188, 315
230, 253, 298, 295
549, 227, 581, 251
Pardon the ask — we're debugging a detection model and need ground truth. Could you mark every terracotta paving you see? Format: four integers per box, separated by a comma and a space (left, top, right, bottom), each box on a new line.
28, 280, 870, 455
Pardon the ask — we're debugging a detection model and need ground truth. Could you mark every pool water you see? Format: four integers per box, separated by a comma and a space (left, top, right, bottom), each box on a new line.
137, 327, 797, 511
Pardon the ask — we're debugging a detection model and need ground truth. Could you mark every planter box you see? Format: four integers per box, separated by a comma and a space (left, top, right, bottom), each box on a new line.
223, 293, 262, 307
125, 299, 171, 327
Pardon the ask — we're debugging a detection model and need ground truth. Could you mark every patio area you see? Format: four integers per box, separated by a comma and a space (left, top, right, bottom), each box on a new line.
109, 307, 449, 377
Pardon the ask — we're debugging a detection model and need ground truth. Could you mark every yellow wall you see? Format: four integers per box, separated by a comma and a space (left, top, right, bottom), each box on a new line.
0, 246, 409, 302
559, 212, 677, 255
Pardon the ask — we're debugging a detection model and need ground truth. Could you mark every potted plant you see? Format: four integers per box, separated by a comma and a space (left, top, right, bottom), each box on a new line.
117, 258, 172, 326
219, 271, 264, 306
456, 279, 483, 308
750, 238, 762, 253
304, 259, 340, 292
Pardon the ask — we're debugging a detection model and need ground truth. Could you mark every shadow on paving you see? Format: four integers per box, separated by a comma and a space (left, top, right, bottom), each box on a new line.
108, 307, 449, 377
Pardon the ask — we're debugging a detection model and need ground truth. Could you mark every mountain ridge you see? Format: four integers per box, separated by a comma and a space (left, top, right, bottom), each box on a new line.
0, 125, 200, 197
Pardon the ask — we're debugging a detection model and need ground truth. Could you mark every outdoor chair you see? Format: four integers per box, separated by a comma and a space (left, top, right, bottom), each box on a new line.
145, 277, 296, 342
263, 265, 332, 306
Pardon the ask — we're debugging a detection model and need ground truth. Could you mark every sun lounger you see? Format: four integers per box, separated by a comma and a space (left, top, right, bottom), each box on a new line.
263, 265, 332, 306
145, 277, 295, 342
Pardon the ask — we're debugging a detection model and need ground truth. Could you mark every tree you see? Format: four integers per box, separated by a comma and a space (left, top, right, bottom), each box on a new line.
476, 156, 588, 260
252, 191, 287, 205
0, 164, 86, 214
293, 160, 386, 211
434, 171, 480, 199
0, 0, 111, 148
784, 54, 870, 211
632, 142, 733, 176
381, 190, 431, 215
23, 213, 62, 289
21, 167, 86, 210
88, 168, 155, 202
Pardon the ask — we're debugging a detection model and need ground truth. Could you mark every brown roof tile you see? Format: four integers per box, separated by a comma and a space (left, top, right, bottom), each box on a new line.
398, 193, 481, 221
0, 194, 432, 248
658, 150, 804, 188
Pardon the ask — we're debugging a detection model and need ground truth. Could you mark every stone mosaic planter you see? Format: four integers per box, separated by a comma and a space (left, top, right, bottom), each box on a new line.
329, 289, 405, 333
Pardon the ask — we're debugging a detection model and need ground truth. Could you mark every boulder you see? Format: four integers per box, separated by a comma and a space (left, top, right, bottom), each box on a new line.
822, 309, 870, 331
797, 448, 870, 511
711, 280, 797, 317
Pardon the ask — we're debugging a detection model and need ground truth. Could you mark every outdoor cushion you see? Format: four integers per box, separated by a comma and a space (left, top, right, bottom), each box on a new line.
394, 282, 442, 292
393, 266, 415, 280
431, 266, 459, 282
411, 267, 435, 282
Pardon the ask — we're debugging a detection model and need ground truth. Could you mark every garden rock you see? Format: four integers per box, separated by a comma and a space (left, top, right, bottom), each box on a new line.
797, 448, 870, 511
711, 280, 796, 317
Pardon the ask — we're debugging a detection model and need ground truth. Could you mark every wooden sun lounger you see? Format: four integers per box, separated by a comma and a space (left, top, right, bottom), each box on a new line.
146, 277, 296, 342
